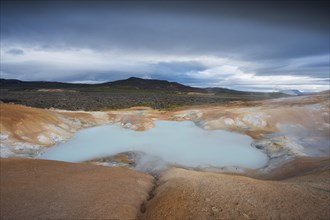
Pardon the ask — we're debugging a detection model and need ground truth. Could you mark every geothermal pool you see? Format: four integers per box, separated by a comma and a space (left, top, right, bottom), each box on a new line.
39, 121, 268, 169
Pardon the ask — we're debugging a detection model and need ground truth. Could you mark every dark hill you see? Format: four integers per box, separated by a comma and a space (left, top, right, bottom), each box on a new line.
0, 77, 286, 97
104, 77, 204, 92
0, 77, 214, 94
0, 78, 89, 91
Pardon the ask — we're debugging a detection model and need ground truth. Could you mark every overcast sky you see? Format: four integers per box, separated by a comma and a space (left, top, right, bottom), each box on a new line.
1, 0, 329, 92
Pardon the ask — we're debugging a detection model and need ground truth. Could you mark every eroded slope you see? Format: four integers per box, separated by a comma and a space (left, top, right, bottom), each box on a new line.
0, 158, 154, 220
142, 167, 330, 220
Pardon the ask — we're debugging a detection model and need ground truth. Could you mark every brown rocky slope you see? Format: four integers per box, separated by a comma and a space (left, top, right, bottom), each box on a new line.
1, 93, 329, 219
0, 158, 154, 220
142, 167, 329, 220
1, 158, 329, 220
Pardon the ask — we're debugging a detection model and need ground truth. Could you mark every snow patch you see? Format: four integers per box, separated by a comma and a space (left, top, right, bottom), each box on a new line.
224, 118, 235, 126
50, 133, 64, 143
37, 135, 50, 144
234, 118, 247, 129
0, 144, 16, 158
90, 111, 107, 117
0, 134, 9, 140
252, 136, 306, 161
242, 113, 267, 128
174, 110, 203, 120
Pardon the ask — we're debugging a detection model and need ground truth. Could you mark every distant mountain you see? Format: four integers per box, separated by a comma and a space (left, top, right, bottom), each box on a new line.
0, 77, 210, 93
314, 90, 330, 95
0, 77, 286, 97
103, 77, 204, 92
279, 90, 304, 96
0, 78, 89, 90
205, 87, 260, 95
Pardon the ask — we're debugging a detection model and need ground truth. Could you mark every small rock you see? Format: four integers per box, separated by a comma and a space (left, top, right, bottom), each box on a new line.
211, 207, 219, 212
243, 213, 250, 219
201, 208, 208, 212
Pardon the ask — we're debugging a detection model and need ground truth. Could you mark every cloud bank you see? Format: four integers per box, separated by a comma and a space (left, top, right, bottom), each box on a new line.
1, 0, 329, 92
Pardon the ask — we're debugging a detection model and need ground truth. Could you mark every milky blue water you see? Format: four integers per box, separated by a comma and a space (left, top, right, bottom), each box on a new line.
39, 120, 268, 169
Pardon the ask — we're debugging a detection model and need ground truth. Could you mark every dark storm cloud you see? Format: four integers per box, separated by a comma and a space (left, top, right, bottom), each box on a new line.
148, 61, 207, 82
0, 0, 329, 91
6, 48, 25, 56
1, 0, 328, 58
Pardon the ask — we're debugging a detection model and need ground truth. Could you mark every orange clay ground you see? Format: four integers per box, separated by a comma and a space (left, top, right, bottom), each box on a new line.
1, 158, 329, 220
1, 92, 329, 219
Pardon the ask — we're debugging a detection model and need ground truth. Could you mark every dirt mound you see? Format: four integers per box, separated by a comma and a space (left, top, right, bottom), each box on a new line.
1, 158, 329, 219
142, 167, 330, 220
0, 103, 69, 145
0, 158, 154, 219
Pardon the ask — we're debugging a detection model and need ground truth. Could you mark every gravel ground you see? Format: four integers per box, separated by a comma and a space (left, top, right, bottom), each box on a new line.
0, 158, 154, 220
0, 90, 279, 110
142, 167, 330, 220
